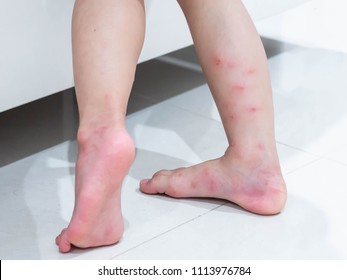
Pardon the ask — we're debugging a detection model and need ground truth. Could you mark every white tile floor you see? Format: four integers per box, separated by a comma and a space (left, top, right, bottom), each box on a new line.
1, 0, 347, 260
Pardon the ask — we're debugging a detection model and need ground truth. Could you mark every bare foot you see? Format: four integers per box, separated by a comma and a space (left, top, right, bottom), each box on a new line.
56, 126, 135, 253
140, 149, 287, 215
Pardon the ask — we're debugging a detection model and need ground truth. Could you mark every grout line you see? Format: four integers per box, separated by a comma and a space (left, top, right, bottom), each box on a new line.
320, 155, 347, 168
129, 89, 224, 126
156, 56, 203, 73
276, 141, 347, 169
283, 157, 322, 175
172, 105, 223, 126
276, 141, 321, 158
110, 202, 226, 259
283, 155, 347, 176
275, 141, 324, 175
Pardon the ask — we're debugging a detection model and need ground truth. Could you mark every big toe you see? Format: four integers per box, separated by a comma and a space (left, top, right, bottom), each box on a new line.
140, 178, 164, 194
140, 170, 172, 194
56, 229, 72, 253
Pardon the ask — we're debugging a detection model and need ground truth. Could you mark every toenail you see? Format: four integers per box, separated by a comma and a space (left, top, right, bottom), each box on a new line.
140, 179, 150, 186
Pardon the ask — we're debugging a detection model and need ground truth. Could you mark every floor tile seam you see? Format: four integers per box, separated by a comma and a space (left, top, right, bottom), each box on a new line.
127, 94, 222, 125
151, 85, 221, 123
170, 104, 222, 124
277, 141, 347, 169
276, 141, 322, 158
275, 141, 326, 175
127, 94, 161, 111
109, 203, 226, 259
127, 93, 206, 120
156, 56, 203, 74
283, 155, 347, 178
0, 139, 75, 169
283, 157, 322, 176
319, 155, 347, 168
125, 100, 160, 121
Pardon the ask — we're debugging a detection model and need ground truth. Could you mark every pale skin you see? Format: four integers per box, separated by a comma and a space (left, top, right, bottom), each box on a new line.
56, 0, 287, 253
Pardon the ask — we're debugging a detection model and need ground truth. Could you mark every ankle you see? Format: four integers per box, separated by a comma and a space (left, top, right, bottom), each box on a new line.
77, 115, 124, 143
223, 145, 286, 214
77, 111, 126, 140
223, 144, 282, 174
77, 123, 135, 160
224, 145, 261, 163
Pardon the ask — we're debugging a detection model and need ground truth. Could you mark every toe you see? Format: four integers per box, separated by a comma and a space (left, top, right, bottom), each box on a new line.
140, 178, 162, 194
139, 179, 151, 191
140, 171, 171, 195
55, 228, 66, 245
140, 169, 187, 198
56, 229, 72, 253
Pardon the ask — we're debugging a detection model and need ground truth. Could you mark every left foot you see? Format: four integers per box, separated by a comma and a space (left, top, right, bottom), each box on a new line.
55, 126, 135, 252
140, 150, 286, 215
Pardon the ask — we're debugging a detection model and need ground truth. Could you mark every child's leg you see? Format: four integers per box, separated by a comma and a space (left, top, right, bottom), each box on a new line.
55, 0, 145, 253
140, 0, 287, 215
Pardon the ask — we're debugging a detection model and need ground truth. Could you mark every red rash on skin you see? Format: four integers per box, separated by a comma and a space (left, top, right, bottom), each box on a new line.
231, 84, 246, 94
215, 57, 223, 66
229, 114, 237, 121
104, 93, 115, 105
245, 187, 268, 199
208, 178, 217, 192
213, 54, 226, 67
223, 103, 238, 121
256, 143, 265, 151
247, 106, 258, 113
190, 180, 198, 190
245, 67, 256, 76
202, 169, 217, 192
213, 55, 239, 69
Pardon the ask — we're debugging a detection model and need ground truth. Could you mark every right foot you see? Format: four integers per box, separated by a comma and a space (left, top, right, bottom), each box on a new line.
140, 148, 287, 215
56, 125, 135, 253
